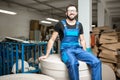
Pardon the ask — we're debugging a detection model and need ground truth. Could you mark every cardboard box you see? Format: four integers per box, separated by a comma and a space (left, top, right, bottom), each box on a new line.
99, 52, 117, 62
100, 58, 117, 63
101, 43, 120, 51
30, 20, 39, 30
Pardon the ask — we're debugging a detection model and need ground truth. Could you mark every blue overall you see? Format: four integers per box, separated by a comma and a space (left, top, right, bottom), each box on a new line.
60, 20, 102, 80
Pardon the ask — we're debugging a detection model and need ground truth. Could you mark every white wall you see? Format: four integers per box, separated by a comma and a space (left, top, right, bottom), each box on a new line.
0, 2, 48, 39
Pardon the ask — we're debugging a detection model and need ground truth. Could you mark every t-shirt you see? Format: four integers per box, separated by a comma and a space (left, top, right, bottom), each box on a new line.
54, 20, 84, 41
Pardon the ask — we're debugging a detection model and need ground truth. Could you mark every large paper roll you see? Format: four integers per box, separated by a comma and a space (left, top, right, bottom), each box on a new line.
102, 63, 116, 80
40, 54, 91, 80
0, 73, 55, 80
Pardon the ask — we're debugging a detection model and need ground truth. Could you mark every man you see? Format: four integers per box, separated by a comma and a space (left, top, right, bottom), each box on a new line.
39, 4, 102, 80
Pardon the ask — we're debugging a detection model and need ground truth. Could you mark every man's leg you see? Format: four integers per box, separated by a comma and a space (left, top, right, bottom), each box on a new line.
61, 49, 79, 80
75, 48, 102, 80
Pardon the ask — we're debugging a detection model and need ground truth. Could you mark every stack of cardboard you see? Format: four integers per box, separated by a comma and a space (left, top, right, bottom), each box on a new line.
30, 20, 40, 30
92, 26, 112, 35
99, 32, 120, 44
99, 43, 120, 67
92, 26, 113, 56
29, 20, 45, 41
99, 43, 120, 71
98, 31, 120, 66
29, 20, 40, 40
92, 26, 114, 55
92, 26, 120, 76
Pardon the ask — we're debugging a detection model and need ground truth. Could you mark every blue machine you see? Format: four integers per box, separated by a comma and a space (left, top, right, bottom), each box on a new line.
0, 43, 2, 76
0, 41, 48, 76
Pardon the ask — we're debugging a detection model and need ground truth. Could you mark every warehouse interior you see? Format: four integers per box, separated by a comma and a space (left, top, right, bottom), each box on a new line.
0, 0, 120, 80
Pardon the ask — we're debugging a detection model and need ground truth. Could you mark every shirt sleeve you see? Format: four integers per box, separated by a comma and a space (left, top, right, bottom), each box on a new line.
54, 22, 62, 33
54, 22, 64, 41
54, 22, 63, 33
79, 22, 84, 34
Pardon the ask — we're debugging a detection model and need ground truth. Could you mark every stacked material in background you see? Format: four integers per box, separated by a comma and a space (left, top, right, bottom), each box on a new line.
29, 20, 41, 41
99, 43, 118, 63
99, 32, 120, 44
116, 49, 120, 78
99, 43, 120, 71
92, 26, 120, 78
92, 26, 115, 56
92, 26, 112, 35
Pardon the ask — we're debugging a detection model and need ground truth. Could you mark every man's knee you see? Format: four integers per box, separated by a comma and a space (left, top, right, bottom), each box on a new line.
67, 60, 79, 68
90, 58, 101, 67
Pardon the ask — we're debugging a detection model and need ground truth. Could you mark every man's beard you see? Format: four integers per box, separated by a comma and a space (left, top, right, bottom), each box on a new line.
66, 15, 75, 21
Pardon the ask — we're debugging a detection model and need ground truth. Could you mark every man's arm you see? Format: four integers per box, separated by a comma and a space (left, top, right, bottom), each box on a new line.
79, 34, 86, 51
39, 31, 58, 60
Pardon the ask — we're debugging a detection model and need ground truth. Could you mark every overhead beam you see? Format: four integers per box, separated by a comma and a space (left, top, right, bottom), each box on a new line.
33, 0, 65, 12
41, 6, 66, 11
3, 0, 64, 18
40, 0, 65, 4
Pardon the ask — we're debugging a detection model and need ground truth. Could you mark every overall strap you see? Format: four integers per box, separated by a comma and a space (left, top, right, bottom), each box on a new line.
61, 20, 67, 29
76, 21, 79, 29
61, 20, 80, 29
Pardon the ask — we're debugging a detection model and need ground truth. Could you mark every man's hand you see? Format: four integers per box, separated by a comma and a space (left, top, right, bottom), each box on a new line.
38, 55, 48, 61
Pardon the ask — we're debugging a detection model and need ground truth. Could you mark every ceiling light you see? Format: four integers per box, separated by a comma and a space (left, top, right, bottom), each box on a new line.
41, 20, 52, 24
0, 9, 17, 15
46, 18, 59, 22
